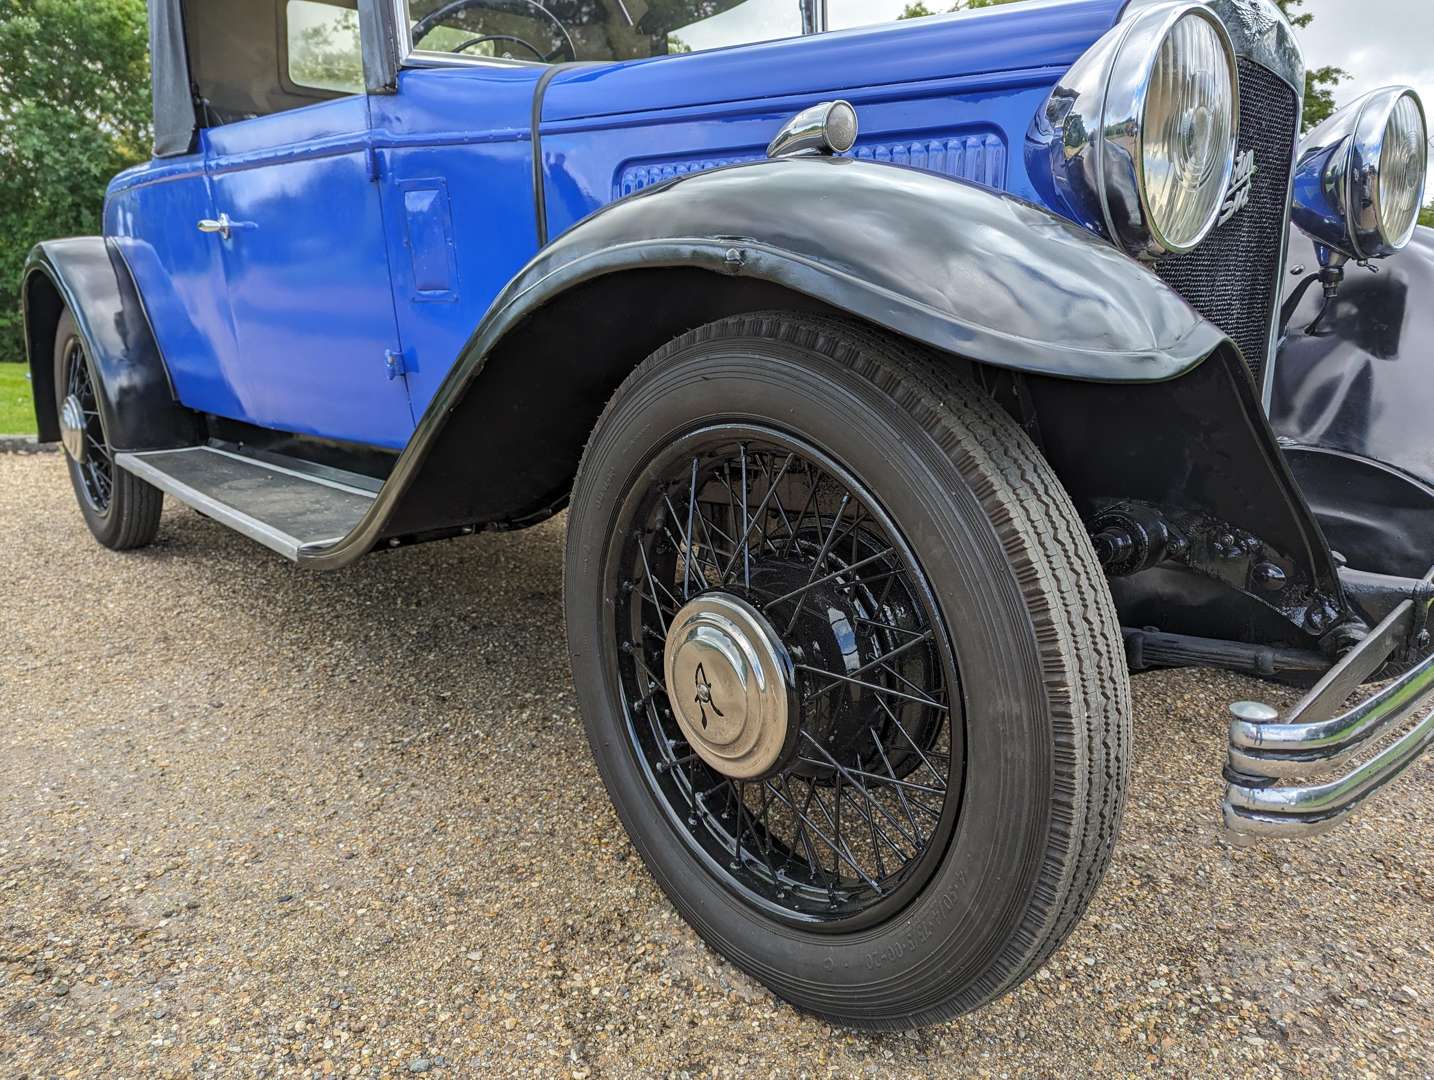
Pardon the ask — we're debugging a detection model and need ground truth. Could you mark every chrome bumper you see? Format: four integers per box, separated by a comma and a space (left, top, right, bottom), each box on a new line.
1223, 585, 1434, 838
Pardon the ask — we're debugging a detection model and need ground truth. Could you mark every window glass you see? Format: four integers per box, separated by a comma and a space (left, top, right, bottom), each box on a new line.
403, 0, 804, 64
287, 0, 365, 94
826, 0, 1025, 32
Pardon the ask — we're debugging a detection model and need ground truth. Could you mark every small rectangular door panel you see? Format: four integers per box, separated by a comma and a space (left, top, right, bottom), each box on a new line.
398, 178, 460, 300
205, 97, 415, 449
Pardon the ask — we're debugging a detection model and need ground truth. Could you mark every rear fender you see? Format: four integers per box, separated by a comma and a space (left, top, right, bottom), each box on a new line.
23, 238, 201, 452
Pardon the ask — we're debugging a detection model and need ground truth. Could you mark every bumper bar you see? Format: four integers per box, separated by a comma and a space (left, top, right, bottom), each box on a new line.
1223, 580, 1434, 838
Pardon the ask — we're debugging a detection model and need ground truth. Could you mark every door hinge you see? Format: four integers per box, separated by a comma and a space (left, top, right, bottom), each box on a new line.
385, 349, 411, 380
366, 145, 382, 183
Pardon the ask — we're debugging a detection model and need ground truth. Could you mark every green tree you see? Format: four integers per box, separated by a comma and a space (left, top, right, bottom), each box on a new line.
1300, 64, 1347, 130
1421, 202, 1434, 230
0, 0, 152, 361
1273, 0, 1347, 131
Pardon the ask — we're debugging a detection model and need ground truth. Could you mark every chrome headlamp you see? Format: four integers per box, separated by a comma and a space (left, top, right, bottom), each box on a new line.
1292, 87, 1428, 262
1029, 2, 1240, 260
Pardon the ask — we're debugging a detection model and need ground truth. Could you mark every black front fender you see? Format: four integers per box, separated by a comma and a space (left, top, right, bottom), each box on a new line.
23, 238, 201, 452
300, 157, 1232, 570
480, 156, 1224, 384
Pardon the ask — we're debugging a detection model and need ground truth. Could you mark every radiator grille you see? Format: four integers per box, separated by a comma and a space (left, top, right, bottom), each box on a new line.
1154, 60, 1298, 383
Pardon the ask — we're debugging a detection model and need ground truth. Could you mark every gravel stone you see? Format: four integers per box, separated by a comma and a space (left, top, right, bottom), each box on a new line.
1, 452, 1431, 1076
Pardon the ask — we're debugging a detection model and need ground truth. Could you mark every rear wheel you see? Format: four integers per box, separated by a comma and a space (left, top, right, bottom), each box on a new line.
565, 312, 1130, 1030
53, 309, 163, 550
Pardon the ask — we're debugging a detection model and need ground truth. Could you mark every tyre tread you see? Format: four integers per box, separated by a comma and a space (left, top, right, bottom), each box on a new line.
576, 311, 1130, 1031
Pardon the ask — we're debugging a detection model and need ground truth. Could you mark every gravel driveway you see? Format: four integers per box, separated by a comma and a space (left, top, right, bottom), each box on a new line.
2, 452, 1431, 1078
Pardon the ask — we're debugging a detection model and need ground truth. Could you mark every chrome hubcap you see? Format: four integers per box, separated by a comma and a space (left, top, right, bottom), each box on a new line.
663, 593, 795, 780
59, 394, 87, 463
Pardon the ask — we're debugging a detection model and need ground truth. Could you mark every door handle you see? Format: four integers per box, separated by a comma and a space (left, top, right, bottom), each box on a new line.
197, 213, 232, 240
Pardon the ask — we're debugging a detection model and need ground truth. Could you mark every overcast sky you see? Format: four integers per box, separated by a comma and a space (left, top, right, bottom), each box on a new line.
1297, 0, 1434, 179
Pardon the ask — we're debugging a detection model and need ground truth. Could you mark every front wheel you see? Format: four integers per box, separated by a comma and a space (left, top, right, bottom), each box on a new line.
565, 313, 1130, 1030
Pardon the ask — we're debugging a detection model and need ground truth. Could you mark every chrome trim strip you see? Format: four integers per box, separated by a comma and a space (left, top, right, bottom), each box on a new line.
1261, 95, 1301, 411
116, 449, 305, 561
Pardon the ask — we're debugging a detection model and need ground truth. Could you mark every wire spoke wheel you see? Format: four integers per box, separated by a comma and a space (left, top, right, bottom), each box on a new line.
570, 313, 1129, 1028
52, 309, 163, 552
62, 337, 114, 515
609, 429, 963, 928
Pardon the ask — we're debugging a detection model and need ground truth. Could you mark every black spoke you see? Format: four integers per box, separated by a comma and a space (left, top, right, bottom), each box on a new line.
795, 663, 949, 712
611, 429, 961, 925
800, 630, 935, 701
63, 340, 113, 514
799, 731, 925, 850
776, 545, 894, 617
636, 536, 679, 614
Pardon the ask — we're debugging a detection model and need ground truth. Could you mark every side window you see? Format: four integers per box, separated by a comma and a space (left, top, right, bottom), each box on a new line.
402, 0, 804, 64
287, 0, 365, 94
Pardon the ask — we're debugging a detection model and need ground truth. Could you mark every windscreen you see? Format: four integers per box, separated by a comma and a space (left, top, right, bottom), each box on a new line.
404, 0, 805, 63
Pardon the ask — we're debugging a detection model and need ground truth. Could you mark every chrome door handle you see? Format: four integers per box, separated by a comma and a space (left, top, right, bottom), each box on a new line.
197, 213, 232, 240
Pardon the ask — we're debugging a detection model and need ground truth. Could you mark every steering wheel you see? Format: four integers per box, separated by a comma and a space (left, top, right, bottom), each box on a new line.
410, 0, 578, 63
454, 34, 547, 61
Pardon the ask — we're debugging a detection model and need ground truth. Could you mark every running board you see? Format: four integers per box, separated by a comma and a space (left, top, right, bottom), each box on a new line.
115, 446, 376, 562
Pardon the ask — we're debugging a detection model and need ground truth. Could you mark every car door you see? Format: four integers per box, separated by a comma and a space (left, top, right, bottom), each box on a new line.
106, 160, 243, 420
205, 90, 415, 448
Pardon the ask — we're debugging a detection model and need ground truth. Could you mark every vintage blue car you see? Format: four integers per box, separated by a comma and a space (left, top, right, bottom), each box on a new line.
21, 0, 1434, 1030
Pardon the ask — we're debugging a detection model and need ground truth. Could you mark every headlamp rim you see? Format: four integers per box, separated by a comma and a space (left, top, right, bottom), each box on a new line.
1125, 6, 1242, 256
1356, 89, 1428, 257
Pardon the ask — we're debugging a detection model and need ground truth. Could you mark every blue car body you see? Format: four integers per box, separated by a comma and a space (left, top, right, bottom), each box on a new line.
102, 0, 1129, 448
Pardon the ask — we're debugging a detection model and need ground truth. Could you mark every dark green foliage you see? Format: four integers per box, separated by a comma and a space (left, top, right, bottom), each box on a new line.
1273, 0, 1347, 131
1421, 203, 1434, 230
1274, 0, 1314, 29
0, 0, 151, 361
1301, 64, 1347, 132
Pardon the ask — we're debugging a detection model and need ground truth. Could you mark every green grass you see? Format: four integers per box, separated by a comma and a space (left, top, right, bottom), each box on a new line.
0, 363, 37, 435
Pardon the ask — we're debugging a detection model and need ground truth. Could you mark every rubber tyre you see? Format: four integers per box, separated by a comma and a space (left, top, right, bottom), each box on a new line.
54, 309, 164, 551
565, 312, 1130, 1030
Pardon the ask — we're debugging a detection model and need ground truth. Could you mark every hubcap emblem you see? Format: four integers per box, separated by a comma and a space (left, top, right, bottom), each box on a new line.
663, 593, 795, 779
59, 394, 87, 463
692, 664, 722, 729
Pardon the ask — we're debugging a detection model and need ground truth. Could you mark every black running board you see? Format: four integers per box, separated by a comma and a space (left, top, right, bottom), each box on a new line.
115, 446, 376, 562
